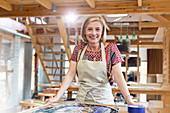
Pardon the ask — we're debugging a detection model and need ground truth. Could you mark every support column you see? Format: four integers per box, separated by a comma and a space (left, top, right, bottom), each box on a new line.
23, 42, 33, 100
163, 27, 170, 85
11, 35, 21, 106
162, 27, 170, 108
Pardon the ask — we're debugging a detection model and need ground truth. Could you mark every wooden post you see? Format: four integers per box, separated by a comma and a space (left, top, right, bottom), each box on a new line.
137, 36, 140, 82
166, 28, 170, 85
163, 27, 170, 85
32, 53, 38, 98
125, 53, 128, 82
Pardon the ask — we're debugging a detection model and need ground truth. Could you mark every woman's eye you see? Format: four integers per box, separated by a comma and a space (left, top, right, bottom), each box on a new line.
87, 28, 92, 31
96, 28, 100, 31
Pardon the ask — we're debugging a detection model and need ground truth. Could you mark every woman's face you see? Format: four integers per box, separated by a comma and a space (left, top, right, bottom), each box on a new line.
85, 21, 103, 44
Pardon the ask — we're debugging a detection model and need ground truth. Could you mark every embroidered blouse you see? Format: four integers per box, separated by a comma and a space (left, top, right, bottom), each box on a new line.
70, 42, 124, 85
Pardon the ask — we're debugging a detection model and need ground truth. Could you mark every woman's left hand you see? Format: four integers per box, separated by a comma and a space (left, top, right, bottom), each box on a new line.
126, 95, 143, 106
127, 100, 143, 106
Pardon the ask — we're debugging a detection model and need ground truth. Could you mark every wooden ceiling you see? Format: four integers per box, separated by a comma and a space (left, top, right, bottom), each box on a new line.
0, 0, 170, 17
1, 0, 170, 48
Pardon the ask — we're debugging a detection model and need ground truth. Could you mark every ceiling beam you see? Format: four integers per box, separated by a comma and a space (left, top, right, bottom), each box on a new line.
0, 0, 12, 11
154, 27, 165, 42
163, 14, 170, 20
148, 14, 168, 42
138, 14, 142, 31
138, 0, 142, 7
35, 0, 52, 10
138, 38, 154, 42
0, 18, 27, 33
85, 0, 95, 8
139, 22, 170, 27
130, 44, 162, 48
101, 16, 110, 31
1, 1, 170, 17
106, 39, 162, 48
130, 42, 163, 48
68, 27, 157, 36
149, 14, 170, 22
30, 26, 157, 36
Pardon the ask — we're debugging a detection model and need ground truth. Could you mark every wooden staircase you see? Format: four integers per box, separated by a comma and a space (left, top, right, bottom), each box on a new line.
24, 17, 72, 84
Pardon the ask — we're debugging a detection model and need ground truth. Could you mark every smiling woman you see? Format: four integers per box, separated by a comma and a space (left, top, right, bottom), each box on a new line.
45, 15, 141, 106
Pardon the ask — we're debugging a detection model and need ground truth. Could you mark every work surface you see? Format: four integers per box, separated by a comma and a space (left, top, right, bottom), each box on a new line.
18, 102, 130, 113
38, 83, 170, 109
37, 83, 170, 95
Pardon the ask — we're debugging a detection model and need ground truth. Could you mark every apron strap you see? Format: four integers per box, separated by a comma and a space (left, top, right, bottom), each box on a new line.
101, 43, 106, 62
80, 44, 88, 60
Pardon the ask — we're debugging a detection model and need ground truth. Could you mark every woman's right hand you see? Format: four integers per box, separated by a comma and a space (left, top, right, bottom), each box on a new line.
45, 97, 58, 104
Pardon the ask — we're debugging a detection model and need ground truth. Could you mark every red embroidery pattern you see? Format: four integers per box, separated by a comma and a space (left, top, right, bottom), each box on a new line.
71, 43, 124, 85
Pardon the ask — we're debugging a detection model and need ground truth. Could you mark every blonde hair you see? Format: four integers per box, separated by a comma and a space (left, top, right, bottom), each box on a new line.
80, 15, 109, 43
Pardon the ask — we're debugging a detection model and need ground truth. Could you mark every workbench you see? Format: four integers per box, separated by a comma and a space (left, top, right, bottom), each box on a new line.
37, 83, 170, 109
18, 102, 131, 113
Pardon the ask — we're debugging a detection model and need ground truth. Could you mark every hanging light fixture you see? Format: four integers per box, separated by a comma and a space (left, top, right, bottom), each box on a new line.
132, 29, 136, 41
126, 22, 129, 43
120, 23, 123, 43
126, 32, 129, 42
120, 33, 123, 43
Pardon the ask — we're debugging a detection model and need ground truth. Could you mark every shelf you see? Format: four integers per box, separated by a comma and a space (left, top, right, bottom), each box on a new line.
121, 51, 138, 55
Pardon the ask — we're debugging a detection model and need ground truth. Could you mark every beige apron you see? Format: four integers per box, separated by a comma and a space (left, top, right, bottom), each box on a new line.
76, 43, 114, 104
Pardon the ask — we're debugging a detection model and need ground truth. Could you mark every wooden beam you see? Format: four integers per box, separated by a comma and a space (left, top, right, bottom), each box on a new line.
138, 38, 154, 42
149, 14, 170, 22
36, 27, 157, 36
106, 39, 162, 48
131, 44, 162, 48
154, 27, 165, 42
163, 14, 170, 21
24, 18, 51, 83
139, 22, 170, 27
164, 27, 170, 84
29, 24, 58, 28
138, 0, 142, 7
0, 18, 27, 33
66, 27, 157, 36
138, 14, 142, 31
101, 16, 110, 31
137, 36, 140, 82
107, 27, 157, 36
56, 17, 72, 60
0, 0, 12, 11
35, 0, 52, 10
85, 0, 95, 8
32, 33, 59, 37
30, 26, 157, 36
1, 1, 170, 17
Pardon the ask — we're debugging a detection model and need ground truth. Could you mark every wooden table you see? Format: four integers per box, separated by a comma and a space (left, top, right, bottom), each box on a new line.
38, 93, 56, 102
18, 102, 129, 113
19, 100, 44, 111
37, 84, 170, 108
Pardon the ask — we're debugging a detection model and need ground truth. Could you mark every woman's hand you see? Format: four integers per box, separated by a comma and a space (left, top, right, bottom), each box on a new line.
127, 100, 143, 106
126, 95, 143, 106
45, 97, 58, 104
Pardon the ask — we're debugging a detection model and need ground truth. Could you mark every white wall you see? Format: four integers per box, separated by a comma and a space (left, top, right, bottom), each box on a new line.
0, 35, 25, 109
